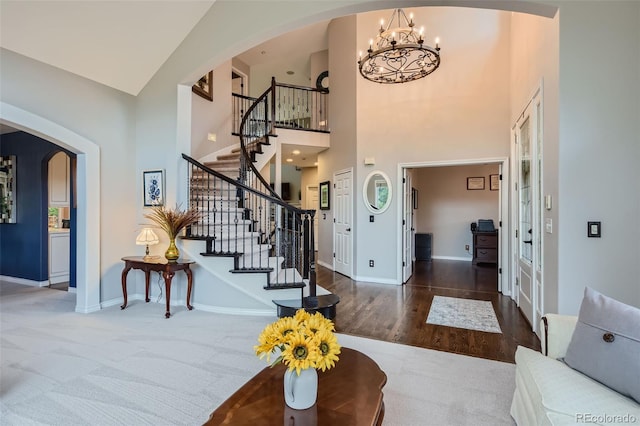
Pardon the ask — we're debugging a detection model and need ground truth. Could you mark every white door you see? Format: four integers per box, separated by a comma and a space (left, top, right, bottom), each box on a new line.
513, 88, 543, 333
402, 169, 413, 282
231, 69, 246, 95
333, 169, 353, 277
533, 96, 544, 332
306, 185, 319, 251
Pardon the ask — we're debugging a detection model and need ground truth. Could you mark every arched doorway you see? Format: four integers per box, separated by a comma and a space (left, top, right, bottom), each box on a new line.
0, 102, 101, 313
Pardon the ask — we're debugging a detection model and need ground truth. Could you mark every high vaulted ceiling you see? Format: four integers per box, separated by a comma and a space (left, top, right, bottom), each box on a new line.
0, 0, 216, 96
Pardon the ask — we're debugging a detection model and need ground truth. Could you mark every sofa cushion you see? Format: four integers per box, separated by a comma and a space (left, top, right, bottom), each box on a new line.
564, 287, 640, 403
513, 346, 640, 425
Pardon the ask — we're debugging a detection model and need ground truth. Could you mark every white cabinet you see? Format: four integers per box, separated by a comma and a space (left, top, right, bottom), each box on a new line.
49, 231, 70, 284
49, 152, 70, 206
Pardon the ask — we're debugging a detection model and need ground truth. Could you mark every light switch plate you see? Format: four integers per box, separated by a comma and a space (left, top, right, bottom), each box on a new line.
587, 221, 601, 238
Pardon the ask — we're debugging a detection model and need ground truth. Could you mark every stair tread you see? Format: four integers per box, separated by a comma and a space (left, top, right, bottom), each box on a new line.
216, 153, 242, 161
264, 283, 306, 290
203, 159, 241, 167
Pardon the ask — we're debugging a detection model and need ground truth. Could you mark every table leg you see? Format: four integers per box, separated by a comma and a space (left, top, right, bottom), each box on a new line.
163, 270, 175, 318
120, 264, 132, 309
185, 267, 194, 311
144, 269, 151, 302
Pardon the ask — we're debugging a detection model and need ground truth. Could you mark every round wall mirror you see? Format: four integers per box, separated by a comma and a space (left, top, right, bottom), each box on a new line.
363, 170, 392, 214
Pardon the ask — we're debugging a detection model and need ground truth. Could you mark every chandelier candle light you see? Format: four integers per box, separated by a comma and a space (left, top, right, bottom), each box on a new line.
358, 8, 441, 84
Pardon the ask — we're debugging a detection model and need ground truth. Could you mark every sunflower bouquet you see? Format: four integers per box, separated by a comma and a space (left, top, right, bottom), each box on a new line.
254, 309, 341, 375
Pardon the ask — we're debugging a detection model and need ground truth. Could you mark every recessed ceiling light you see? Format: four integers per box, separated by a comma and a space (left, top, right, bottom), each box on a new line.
286, 158, 293, 162
292, 150, 301, 155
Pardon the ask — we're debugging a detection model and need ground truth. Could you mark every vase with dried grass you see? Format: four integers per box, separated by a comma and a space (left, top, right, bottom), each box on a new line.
144, 204, 200, 261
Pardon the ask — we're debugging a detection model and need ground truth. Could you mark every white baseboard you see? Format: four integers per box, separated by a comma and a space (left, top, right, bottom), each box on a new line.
76, 303, 102, 314
193, 304, 275, 317
352, 275, 401, 285
49, 274, 69, 284
317, 260, 333, 270
431, 256, 473, 262
101, 294, 275, 317
68, 286, 77, 294
0, 275, 49, 287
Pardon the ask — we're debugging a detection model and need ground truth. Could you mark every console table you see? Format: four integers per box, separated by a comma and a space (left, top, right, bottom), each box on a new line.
120, 256, 194, 318
205, 347, 386, 425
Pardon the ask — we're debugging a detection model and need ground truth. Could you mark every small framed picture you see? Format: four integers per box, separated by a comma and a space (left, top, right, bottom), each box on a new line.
319, 181, 330, 210
490, 174, 500, 191
192, 70, 213, 101
143, 170, 164, 207
467, 177, 485, 190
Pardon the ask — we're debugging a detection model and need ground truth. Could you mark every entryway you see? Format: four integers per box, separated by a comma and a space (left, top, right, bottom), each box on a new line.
400, 159, 509, 294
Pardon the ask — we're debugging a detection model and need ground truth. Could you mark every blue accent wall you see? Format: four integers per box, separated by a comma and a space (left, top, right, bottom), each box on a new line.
0, 131, 76, 285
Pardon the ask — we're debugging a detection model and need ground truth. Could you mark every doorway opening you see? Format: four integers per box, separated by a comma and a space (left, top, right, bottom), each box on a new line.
1, 102, 101, 314
399, 158, 510, 295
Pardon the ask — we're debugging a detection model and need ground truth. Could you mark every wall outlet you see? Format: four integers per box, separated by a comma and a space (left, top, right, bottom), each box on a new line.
465, 244, 470, 251
369, 260, 374, 267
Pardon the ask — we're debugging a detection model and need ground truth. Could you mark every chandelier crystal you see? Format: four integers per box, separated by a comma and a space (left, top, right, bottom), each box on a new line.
358, 8, 441, 84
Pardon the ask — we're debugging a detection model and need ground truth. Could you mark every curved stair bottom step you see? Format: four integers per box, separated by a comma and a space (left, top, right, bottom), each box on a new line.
272, 294, 341, 320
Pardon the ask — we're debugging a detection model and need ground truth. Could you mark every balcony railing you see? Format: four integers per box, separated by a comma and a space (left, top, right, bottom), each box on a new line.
232, 77, 329, 135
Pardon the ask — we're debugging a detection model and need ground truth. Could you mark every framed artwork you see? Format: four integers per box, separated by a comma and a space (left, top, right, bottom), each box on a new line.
143, 170, 164, 207
490, 174, 500, 191
319, 181, 330, 210
192, 70, 213, 101
467, 177, 485, 190
0, 155, 16, 223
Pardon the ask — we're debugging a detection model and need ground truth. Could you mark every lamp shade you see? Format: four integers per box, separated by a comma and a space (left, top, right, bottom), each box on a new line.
136, 228, 159, 246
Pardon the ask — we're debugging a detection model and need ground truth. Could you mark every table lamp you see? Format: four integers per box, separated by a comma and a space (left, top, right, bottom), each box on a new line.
136, 228, 159, 260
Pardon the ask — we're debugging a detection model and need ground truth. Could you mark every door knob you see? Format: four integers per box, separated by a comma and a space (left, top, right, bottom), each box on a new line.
346, 228, 351, 232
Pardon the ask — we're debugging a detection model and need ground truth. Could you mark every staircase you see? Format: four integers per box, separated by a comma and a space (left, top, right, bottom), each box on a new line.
182, 77, 338, 318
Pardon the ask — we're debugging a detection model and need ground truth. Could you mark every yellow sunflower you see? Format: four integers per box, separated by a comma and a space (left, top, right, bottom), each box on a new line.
254, 323, 280, 362
313, 329, 341, 372
282, 332, 320, 375
294, 309, 311, 323
272, 316, 300, 344
255, 309, 340, 373
304, 311, 335, 335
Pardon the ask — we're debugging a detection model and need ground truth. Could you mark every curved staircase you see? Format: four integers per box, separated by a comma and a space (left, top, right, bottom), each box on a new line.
182, 78, 338, 318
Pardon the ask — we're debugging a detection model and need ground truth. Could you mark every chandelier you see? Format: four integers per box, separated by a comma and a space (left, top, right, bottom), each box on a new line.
358, 8, 441, 84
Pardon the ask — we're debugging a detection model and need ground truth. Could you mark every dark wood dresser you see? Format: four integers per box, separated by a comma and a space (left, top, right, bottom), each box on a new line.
472, 230, 498, 265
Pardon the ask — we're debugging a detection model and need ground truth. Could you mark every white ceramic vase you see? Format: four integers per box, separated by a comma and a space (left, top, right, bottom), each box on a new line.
284, 368, 318, 410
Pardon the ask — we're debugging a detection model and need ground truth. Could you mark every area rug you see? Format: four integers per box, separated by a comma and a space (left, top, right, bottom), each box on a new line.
426, 296, 502, 333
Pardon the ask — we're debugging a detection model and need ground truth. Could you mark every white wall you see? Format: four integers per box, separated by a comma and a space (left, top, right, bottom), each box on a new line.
414, 165, 499, 260
191, 60, 235, 159
319, 14, 358, 269
556, 1, 640, 312
0, 48, 137, 305
310, 50, 329, 91
510, 10, 560, 312
4, 0, 638, 315
353, 7, 512, 282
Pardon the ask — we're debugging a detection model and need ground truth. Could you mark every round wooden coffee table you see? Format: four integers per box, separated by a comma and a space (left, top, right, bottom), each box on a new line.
205, 347, 387, 425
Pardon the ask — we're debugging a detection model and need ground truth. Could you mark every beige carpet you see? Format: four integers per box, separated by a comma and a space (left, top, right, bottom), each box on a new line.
0, 282, 516, 425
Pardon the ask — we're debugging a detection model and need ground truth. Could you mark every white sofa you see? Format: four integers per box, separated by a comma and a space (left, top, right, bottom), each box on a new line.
510, 314, 640, 425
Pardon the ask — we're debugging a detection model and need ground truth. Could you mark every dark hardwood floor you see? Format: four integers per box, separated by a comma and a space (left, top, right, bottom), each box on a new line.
318, 259, 540, 364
